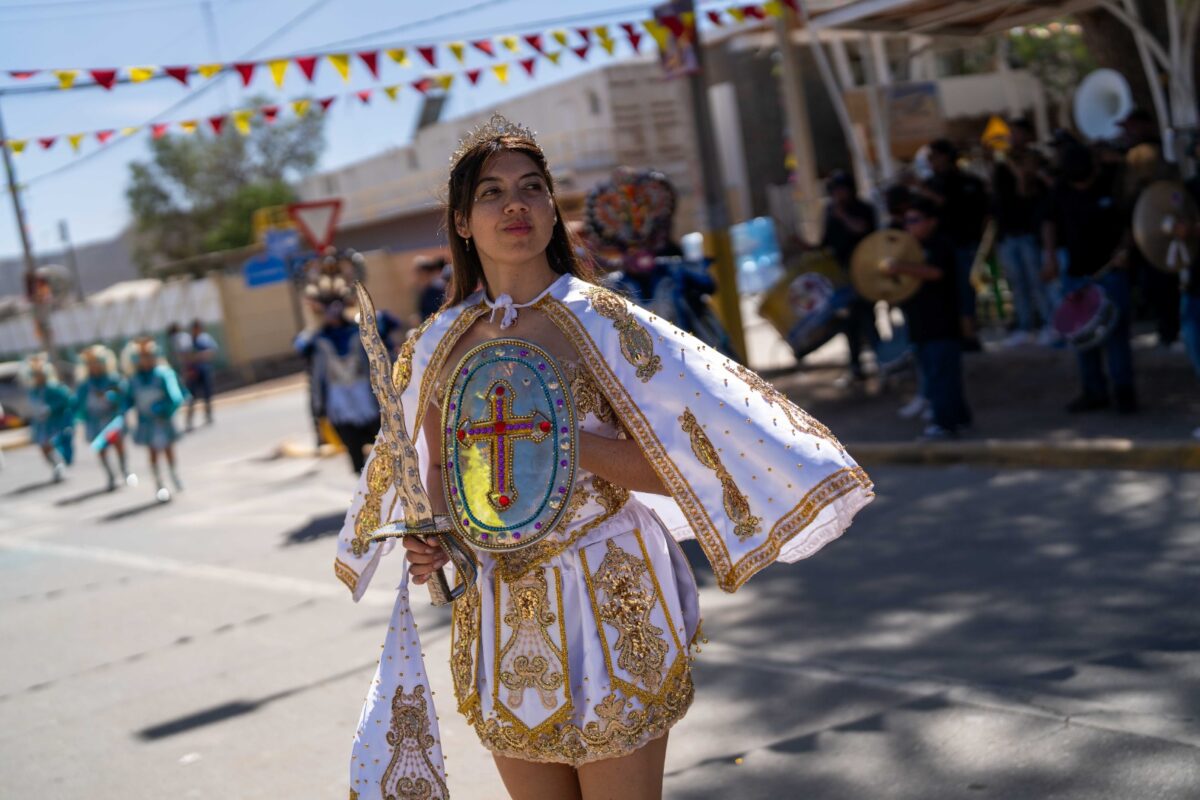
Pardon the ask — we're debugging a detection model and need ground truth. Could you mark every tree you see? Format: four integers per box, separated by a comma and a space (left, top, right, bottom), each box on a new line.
125, 96, 325, 269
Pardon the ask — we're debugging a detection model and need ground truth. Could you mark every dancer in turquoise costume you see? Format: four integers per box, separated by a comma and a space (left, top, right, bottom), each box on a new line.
75, 344, 136, 491
21, 352, 75, 482
123, 337, 184, 502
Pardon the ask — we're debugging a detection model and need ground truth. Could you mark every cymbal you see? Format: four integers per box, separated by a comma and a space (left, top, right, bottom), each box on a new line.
850, 229, 923, 304
1132, 180, 1199, 273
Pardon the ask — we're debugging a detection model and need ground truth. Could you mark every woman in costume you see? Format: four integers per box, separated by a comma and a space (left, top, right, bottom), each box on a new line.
20, 353, 75, 482
123, 337, 184, 502
75, 344, 135, 491
335, 116, 873, 800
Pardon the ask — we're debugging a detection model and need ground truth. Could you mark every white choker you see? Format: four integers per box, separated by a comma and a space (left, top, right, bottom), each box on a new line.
483, 276, 563, 329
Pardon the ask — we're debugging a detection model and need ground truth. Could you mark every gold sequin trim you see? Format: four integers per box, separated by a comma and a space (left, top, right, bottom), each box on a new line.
334, 558, 359, 594
413, 303, 488, 434
566, 361, 619, 427
349, 791, 359, 800
379, 684, 448, 800
581, 286, 662, 381
493, 476, 630, 583
679, 408, 762, 541
352, 442, 394, 557
725, 362, 845, 451
450, 580, 481, 725
391, 312, 441, 392
498, 569, 566, 710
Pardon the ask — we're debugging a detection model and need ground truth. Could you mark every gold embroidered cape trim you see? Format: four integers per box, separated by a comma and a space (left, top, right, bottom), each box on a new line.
334, 558, 359, 594
450, 582, 482, 724
679, 408, 762, 541
379, 683, 448, 800
392, 311, 442, 393
725, 361, 845, 452
351, 441, 394, 557
581, 286, 662, 381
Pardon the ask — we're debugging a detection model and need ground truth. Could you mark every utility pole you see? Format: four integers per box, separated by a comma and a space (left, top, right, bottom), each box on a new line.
773, 11, 825, 243
669, 0, 747, 361
59, 219, 83, 300
0, 96, 56, 357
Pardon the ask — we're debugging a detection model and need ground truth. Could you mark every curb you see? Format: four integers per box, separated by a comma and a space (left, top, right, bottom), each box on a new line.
848, 438, 1200, 471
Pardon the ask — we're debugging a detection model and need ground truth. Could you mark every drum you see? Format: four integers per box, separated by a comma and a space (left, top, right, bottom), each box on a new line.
759, 250, 849, 360
1052, 283, 1117, 351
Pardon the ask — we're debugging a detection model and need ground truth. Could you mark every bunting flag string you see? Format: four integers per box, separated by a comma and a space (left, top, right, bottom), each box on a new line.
0, 0, 784, 93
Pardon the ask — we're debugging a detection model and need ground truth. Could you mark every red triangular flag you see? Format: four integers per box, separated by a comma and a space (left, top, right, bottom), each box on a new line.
295, 55, 319, 82
208, 115, 225, 134
471, 39, 494, 57
519, 57, 536, 76
165, 66, 190, 86
523, 34, 544, 53
356, 89, 372, 104
576, 27, 592, 43
411, 77, 432, 94
622, 23, 643, 52
661, 15, 687, 39
417, 46, 436, 67
318, 96, 335, 111
742, 5, 765, 19
9, 71, 38, 80
573, 45, 590, 61
96, 130, 115, 144
234, 62, 256, 86
707, 10, 724, 25
89, 69, 117, 90
466, 68, 482, 85
261, 105, 279, 124
38, 137, 57, 150
151, 123, 170, 139
357, 51, 379, 78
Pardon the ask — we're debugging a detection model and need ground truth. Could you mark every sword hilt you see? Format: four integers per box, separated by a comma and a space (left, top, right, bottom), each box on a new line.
369, 517, 478, 606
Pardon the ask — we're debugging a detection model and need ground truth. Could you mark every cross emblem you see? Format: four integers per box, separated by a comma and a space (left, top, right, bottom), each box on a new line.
456, 382, 552, 512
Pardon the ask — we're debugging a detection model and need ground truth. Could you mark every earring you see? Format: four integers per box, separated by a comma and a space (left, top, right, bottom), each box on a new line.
464, 237, 471, 252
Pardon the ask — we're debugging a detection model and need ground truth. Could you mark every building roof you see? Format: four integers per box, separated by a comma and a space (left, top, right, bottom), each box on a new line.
810, 0, 1100, 36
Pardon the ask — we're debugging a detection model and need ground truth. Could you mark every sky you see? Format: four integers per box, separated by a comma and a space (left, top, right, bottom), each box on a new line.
0, 0, 692, 262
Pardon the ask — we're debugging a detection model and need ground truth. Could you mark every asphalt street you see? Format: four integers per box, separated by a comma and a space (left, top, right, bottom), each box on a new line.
1, 384, 1198, 799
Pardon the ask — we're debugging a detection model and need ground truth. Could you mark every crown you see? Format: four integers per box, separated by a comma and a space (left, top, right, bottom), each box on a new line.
450, 113, 539, 171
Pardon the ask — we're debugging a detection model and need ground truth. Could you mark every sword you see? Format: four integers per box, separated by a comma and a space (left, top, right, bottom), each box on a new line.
354, 282, 478, 606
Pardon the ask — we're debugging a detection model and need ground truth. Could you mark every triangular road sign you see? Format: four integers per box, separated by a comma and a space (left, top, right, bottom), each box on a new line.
288, 199, 343, 250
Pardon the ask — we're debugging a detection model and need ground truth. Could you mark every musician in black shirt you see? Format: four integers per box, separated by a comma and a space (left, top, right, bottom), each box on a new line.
820, 170, 879, 381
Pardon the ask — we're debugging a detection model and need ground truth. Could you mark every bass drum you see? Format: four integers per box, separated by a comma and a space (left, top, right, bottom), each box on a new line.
1052, 283, 1117, 351
760, 250, 852, 360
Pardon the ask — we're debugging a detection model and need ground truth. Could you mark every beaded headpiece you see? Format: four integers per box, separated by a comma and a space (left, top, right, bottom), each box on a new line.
449, 113, 539, 171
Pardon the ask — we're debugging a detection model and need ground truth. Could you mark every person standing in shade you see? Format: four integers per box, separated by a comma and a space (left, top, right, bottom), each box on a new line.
918, 139, 990, 350
414, 254, 449, 322
183, 319, 217, 430
883, 197, 972, 439
821, 170, 879, 382
1042, 143, 1138, 414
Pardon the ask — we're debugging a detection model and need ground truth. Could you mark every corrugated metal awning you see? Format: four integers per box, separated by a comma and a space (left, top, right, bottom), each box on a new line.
809, 0, 1101, 36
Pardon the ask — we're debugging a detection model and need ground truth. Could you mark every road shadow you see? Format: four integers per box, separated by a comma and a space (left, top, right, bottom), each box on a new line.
281, 511, 345, 546
99, 499, 170, 522
55, 485, 117, 506
5, 478, 59, 497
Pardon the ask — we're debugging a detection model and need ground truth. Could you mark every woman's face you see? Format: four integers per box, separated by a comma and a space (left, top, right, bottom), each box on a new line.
87, 358, 105, 377
456, 151, 555, 268
137, 349, 156, 371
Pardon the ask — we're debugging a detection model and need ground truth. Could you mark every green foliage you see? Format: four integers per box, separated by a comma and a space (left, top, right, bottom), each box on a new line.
125, 96, 325, 269
1007, 21, 1096, 106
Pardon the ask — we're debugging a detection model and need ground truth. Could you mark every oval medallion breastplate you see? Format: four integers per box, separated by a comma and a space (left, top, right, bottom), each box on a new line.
441, 339, 578, 552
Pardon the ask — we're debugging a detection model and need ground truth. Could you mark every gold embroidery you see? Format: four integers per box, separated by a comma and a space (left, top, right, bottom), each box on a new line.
449, 581, 481, 725
352, 443, 394, 557
349, 792, 359, 800
334, 558, 359, 594
493, 476, 629, 583
679, 408, 761, 541
589, 537, 670, 692
473, 653, 693, 766
581, 286, 662, 381
391, 313, 440, 392
725, 362, 845, 451
498, 570, 565, 709
379, 684, 448, 800
566, 361, 618, 427
413, 303, 488, 434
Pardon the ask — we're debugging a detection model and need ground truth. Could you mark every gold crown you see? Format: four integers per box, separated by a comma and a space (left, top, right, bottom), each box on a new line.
450, 113, 539, 171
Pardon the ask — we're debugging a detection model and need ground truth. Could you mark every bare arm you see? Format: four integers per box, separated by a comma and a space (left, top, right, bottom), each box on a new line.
406, 407, 450, 584
580, 431, 667, 495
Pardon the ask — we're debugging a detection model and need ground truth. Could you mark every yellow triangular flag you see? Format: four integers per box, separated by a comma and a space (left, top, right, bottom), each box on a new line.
328, 53, 351, 81
492, 63, 509, 84
383, 85, 400, 101
54, 70, 79, 89
643, 20, 672, 51
67, 133, 85, 152
982, 115, 1012, 151
386, 48, 409, 66
545, 51, 562, 66
682, 11, 696, 29
552, 30, 569, 47
500, 35, 520, 53
268, 59, 289, 88
232, 109, 254, 135
594, 25, 611, 41
179, 120, 198, 134
198, 63, 222, 79
121, 126, 140, 137
763, 1, 786, 18
435, 74, 454, 91
599, 37, 616, 55
448, 42, 466, 64
128, 66, 155, 83
728, 7, 746, 22
8, 139, 27, 155
292, 99, 311, 116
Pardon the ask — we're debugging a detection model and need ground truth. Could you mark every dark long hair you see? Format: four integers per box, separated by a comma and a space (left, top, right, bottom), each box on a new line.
443, 135, 594, 308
